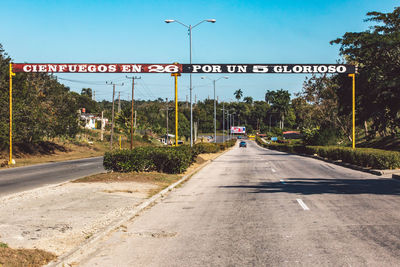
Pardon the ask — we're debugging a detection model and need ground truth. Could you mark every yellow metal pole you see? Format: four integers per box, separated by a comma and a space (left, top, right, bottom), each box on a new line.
171, 73, 181, 146
119, 135, 122, 150
349, 73, 356, 149
9, 63, 15, 165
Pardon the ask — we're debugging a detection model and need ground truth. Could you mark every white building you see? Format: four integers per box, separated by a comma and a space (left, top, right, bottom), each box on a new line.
80, 114, 108, 130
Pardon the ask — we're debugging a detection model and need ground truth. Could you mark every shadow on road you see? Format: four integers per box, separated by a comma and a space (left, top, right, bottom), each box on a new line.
221, 178, 400, 195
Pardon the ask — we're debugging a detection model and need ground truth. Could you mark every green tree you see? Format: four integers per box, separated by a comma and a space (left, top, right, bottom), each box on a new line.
234, 89, 243, 102
331, 7, 400, 137
81, 88, 92, 98
265, 89, 291, 129
243, 96, 253, 104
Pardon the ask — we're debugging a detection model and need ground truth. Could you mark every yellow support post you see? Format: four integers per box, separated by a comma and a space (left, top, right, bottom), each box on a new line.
349, 73, 356, 149
171, 72, 181, 146
119, 136, 122, 150
9, 63, 15, 165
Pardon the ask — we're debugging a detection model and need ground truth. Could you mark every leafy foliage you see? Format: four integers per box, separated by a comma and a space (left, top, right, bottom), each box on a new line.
331, 7, 400, 137
103, 140, 236, 174
0, 44, 80, 149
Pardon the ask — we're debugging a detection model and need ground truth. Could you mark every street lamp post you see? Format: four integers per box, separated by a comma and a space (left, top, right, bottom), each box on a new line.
165, 19, 216, 147
201, 76, 228, 143
231, 112, 235, 139
226, 111, 229, 140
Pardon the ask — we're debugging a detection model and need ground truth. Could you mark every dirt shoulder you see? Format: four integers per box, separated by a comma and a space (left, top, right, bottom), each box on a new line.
0, 150, 229, 265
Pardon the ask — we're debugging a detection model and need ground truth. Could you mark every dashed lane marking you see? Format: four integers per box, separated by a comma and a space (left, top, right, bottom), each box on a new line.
296, 199, 310, 211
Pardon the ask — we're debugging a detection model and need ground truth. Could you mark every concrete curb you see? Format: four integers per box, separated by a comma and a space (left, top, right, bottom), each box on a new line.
255, 141, 400, 178
46, 147, 233, 267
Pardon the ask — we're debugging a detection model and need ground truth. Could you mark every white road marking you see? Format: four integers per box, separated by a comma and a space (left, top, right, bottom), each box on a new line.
280, 179, 285, 184
296, 199, 310, 211
271, 168, 276, 173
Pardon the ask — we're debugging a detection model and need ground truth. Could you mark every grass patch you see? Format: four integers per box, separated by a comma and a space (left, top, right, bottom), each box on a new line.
0, 246, 56, 267
358, 136, 400, 152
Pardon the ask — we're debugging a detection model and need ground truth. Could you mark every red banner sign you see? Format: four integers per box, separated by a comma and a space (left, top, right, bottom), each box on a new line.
11, 63, 355, 74
11, 64, 182, 73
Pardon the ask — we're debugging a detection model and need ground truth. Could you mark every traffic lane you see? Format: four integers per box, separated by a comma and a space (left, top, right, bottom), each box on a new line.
80, 142, 400, 266
241, 141, 400, 265
0, 157, 104, 196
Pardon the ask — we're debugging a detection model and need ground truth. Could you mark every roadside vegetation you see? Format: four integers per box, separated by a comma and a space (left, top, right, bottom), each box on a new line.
257, 137, 400, 170
104, 140, 236, 174
0, 242, 56, 267
1, 7, 399, 166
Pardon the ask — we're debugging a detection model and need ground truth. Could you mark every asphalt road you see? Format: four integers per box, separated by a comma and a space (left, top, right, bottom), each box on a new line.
0, 157, 104, 197
80, 141, 400, 266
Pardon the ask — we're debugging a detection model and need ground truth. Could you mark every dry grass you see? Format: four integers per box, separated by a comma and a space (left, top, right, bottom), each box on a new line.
73, 172, 182, 198
0, 245, 56, 267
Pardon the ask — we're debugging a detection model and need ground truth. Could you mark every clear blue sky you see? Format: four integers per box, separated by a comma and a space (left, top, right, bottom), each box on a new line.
1, 0, 398, 102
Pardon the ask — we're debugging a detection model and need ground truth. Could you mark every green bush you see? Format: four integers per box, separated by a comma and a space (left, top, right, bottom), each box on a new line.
104, 146, 196, 174
255, 138, 400, 170
193, 143, 220, 154
103, 140, 237, 174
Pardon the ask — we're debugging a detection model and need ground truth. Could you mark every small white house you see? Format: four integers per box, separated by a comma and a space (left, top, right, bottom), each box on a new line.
80, 114, 108, 130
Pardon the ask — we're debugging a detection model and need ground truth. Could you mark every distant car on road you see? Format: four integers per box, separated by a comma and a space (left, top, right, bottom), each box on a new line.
239, 141, 247, 148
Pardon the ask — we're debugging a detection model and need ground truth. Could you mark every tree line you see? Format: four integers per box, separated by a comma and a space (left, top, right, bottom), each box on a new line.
0, 6, 399, 149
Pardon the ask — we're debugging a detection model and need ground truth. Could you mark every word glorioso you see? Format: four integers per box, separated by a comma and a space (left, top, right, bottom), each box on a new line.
12, 63, 355, 74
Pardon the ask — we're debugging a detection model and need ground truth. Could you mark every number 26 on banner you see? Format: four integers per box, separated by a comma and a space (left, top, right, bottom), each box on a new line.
148, 65, 180, 73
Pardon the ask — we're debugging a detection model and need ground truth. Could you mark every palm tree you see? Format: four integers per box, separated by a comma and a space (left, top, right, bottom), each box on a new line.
234, 89, 243, 102
243, 96, 253, 104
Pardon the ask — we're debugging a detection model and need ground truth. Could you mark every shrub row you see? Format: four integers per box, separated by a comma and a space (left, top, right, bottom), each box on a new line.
256, 137, 400, 170
193, 139, 236, 154
104, 140, 237, 174
103, 146, 196, 174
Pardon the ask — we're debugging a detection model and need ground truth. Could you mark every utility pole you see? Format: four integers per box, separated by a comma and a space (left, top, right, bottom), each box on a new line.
93, 91, 96, 101
171, 72, 181, 146
161, 98, 172, 145
134, 110, 137, 134
126, 76, 141, 150
166, 98, 169, 145
106, 81, 124, 150
221, 102, 225, 143
118, 92, 121, 113
101, 111, 104, 141
226, 111, 230, 140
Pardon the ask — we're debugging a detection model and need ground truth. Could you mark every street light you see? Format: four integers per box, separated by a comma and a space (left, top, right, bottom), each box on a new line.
230, 111, 236, 139
165, 18, 216, 146
201, 76, 228, 143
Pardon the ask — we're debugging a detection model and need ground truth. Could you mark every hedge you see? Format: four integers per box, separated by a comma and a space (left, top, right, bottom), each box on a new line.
256, 136, 400, 170
104, 140, 237, 174
193, 139, 236, 154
